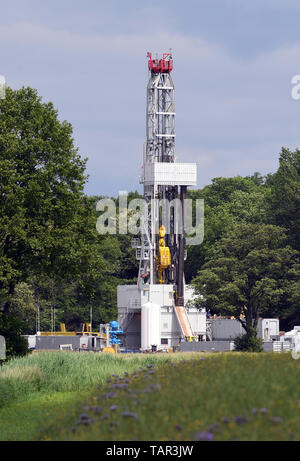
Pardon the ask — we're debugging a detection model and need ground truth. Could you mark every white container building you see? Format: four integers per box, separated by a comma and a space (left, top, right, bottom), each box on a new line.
118, 284, 206, 350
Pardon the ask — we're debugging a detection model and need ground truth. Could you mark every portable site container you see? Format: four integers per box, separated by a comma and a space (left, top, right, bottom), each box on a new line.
34, 335, 80, 350
210, 319, 244, 340
257, 318, 279, 341
211, 317, 280, 341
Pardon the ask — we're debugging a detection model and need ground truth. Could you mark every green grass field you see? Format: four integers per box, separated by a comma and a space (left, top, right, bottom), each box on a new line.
0, 351, 172, 441
1, 351, 299, 441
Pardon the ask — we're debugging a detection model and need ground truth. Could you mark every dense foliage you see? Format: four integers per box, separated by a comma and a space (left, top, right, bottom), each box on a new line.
0, 86, 299, 353
0, 313, 29, 358
190, 155, 300, 341
0, 87, 137, 351
233, 330, 263, 352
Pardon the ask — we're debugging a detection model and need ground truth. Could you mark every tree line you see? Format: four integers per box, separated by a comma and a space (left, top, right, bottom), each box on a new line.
0, 87, 299, 356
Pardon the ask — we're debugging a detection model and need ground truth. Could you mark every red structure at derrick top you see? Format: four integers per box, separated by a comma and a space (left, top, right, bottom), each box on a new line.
147, 52, 173, 73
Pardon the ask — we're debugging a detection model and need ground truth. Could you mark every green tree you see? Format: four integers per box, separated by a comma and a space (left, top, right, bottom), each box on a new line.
11, 282, 36, 334
185, 176, 270, 282
0, 313, 29, 358
192, 223, 299, 347
0, 86, 89, 313
0, 87, 123, 352
269, 147, 300, 251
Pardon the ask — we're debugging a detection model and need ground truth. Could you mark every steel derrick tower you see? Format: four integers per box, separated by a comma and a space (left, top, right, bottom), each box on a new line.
135, 52, 196, 307
118, 52, 204, 351
145, 52, 175, 166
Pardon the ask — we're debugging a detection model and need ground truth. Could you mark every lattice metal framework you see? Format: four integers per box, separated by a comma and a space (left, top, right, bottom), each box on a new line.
134, 52, 194, 306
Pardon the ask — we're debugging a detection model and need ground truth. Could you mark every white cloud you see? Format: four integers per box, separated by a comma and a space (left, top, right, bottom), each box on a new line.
3, 21, 300, 79
0, 22, 224, 60
2, 20, 300, 194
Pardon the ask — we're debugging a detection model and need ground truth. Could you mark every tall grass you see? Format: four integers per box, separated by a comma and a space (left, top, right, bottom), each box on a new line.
0, 351, 172, 407
3, 351, 299, 441
46, 352, 300, 441
0, 351, 195, 440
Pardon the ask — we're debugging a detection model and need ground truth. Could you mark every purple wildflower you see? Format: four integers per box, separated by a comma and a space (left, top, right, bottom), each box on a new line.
121, 411, 138, 420
92, 406, 102, 413
77, 414, 93, 425
270, 416, 283, 424
109, 383, 128, 390
104, 392, 116, 399
82, 418, 93, 425
233, 416, 248, 426
195, 431, 214, 441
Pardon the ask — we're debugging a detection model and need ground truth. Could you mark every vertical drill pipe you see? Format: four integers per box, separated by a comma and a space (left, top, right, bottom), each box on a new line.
177, 185, 187, 306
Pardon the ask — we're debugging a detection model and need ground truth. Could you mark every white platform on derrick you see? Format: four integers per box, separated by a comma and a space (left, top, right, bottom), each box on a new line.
143, 162, 197, 186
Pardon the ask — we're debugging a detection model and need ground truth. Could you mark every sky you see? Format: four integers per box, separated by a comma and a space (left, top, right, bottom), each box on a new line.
1, 0, 300, 196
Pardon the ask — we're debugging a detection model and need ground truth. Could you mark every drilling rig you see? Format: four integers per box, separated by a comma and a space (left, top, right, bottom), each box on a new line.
117, 52, 206, 350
